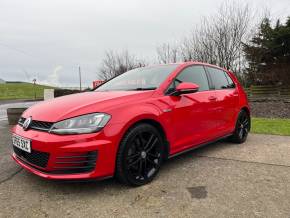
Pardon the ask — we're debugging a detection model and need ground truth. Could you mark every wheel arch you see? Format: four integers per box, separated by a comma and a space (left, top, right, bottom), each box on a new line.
241, 106, 250, 116
240, 106, 251, 130
134, 119, 169, 159
117, 117, 170, 160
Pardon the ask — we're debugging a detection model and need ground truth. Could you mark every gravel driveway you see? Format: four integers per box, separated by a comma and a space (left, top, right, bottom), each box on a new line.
250, 101, 290, 119
1, 120, 290, 217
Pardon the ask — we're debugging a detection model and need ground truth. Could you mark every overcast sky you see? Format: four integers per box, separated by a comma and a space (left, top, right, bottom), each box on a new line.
0, 0, 289, 87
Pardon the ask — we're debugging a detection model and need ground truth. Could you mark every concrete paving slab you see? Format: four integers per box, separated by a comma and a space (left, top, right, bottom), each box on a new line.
1, 153, 290, 218
195, 134, 290, 167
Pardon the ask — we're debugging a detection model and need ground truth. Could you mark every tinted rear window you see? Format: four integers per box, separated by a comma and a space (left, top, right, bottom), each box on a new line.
224, 72, 236, 88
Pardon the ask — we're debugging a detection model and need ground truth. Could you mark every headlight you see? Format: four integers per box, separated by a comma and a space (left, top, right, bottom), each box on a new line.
49, 113, 111, 135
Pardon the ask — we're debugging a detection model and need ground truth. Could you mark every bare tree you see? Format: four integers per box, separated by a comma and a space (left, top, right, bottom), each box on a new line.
98, 50, 146, 81
156, 42, 179, 64
180, 1, 252, 74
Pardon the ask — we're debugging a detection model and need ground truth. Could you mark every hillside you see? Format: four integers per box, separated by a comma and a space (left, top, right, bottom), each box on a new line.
0, 82, 54, 100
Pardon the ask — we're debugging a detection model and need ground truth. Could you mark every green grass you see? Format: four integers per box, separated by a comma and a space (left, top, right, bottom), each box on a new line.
0, 82, 54, 100
251, 117, 290, 136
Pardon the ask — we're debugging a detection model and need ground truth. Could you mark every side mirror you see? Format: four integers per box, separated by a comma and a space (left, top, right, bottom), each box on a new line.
172, 82, 199, 96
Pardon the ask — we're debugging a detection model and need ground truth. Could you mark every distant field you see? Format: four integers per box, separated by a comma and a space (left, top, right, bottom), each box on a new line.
0, 82, 54, 100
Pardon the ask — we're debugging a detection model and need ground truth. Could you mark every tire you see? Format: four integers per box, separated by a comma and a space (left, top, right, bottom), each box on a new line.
230, 110, 251, 144
115, 123, 165, 186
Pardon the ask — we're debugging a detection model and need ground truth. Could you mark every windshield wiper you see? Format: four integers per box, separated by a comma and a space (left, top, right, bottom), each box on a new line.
127, 87, 157, 91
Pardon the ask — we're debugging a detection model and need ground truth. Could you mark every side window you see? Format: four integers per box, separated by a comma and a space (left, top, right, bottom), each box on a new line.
173, 66, 210, 91
224, 72, 236, 88
206, 67, 229, 90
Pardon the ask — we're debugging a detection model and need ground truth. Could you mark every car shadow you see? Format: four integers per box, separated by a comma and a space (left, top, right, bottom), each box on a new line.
20, 138, 235, 195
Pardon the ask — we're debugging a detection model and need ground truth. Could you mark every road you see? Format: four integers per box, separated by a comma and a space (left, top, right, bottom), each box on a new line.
1, 120, 290, 217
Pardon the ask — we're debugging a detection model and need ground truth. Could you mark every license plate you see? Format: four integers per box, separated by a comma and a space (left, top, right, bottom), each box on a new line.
12, 134, 31, 153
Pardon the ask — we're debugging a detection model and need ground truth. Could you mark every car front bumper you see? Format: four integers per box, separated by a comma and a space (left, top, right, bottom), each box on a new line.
11, 123, 123, 180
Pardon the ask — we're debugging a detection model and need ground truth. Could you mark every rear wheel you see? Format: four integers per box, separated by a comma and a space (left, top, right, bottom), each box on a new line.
230, 110, 250, 143
115, 123, 165, 186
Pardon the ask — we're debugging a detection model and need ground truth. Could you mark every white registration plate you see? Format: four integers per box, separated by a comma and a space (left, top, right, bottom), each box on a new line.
12, 134, 31, 153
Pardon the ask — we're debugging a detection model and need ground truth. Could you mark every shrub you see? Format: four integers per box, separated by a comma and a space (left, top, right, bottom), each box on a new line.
54, 89, 81, 97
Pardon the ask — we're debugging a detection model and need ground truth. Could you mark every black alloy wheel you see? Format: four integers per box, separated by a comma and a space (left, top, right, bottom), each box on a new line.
116, 123, 165, 186
230, 110, 250, 143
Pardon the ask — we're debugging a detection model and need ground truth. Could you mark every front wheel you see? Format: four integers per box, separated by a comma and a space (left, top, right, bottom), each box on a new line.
115, 123, 165, 186
230, 110, 250, 143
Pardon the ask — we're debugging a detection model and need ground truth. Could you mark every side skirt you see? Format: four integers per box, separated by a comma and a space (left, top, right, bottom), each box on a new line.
168, 133, 233, 159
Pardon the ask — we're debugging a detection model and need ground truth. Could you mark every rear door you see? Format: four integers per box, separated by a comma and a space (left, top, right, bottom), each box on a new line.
206, 67, 239, 135
165, 65, 218, 153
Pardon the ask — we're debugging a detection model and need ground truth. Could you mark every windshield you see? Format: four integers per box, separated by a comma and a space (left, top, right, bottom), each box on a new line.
96, 65, 178, 91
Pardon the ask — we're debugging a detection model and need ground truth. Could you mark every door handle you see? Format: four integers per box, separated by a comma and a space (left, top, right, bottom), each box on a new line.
208, 96, 217, 101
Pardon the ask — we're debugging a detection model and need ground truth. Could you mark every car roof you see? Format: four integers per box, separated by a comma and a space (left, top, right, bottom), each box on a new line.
152, 61, 228, 72
178, 61, 227, 71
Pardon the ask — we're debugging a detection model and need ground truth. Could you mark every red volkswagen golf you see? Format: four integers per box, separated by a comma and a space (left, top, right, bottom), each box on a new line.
11, 62, 250, 186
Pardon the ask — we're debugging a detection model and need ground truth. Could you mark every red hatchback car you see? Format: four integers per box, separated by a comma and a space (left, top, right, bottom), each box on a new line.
11, 62, 250, 186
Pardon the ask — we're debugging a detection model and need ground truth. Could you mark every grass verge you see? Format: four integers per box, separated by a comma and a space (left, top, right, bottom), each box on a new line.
0, 82, 53, 100
251, 117, 290, 136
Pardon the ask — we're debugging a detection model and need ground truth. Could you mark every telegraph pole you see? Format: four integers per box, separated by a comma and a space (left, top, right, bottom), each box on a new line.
32, 78, 36, 100
78, 65, 82, 91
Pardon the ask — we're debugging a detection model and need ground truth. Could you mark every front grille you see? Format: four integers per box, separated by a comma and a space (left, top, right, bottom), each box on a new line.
18, 117, 54, 132
52, 151, 97, 174
13, 146, 50, 168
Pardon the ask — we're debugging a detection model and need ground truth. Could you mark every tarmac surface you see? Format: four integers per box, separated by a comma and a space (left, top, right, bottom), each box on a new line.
1, 120, 290, 218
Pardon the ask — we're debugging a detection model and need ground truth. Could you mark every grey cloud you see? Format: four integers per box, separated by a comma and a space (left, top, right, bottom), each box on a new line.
0, 0, 289, 87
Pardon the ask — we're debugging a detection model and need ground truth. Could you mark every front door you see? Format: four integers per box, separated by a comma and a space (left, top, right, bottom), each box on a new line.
164, 65, 218, 154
